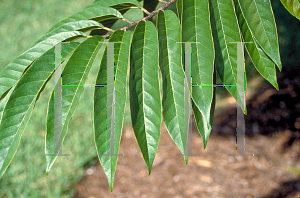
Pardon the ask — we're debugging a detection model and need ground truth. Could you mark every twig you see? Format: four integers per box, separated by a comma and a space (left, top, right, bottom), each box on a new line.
101, 0, 177, 38
159, 0, 168, 4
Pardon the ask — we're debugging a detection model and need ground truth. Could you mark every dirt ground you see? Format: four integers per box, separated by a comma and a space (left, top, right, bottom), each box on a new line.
73, 69, 300, 198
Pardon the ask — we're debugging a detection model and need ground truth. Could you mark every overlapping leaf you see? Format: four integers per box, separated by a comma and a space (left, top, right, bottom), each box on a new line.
176, 0, 183, 21
47, 5, 123, 33
0, 31, 86, 100
33, 20, 104, 46
157, 10, 187, 163
210, 0, 246, 114
45, 36, 104, 173
130, 21, 162, 174
235, 2, 279, 90
181, 0, 215, 148
280, 0, 300, 20
94, 30, 131, 191
0, 42, 79, 178
92, 0, 142, 10
237, 0, 282, 70
90, 0, 142, 36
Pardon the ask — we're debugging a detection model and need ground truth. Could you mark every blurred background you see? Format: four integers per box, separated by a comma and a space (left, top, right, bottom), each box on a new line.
0, 0, 299, 197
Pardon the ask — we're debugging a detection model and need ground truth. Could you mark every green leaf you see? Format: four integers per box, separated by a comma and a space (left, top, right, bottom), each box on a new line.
33, 20, 104, 46
237, 0, 282, 70
235, 2, 279, 90
92, 0, 142, 9
129, 21, 162, 174
0, 42, 78, 178
94, 30, 131, 192
90, 0, 142, 36
45, 36, 104, 173
176, 0, 183, 21
47, 5, 123, 33
0, 88, 14, 123
181, 0, 215, 148
192, 71, 216, 149
0, 31, 86, 101
210, 0, 246, 114
280, 0, 300, 20
157, 10, 187, 163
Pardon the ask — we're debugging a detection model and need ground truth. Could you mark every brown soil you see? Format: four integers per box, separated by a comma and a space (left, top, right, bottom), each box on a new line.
73, 70, 300, 198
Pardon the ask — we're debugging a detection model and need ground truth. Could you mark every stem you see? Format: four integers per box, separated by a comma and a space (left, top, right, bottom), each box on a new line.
101, 0, 177, 38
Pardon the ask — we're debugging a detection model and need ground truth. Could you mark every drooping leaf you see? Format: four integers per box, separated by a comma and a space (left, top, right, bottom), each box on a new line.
45, 36, 104, 173
94, 30, 131, 192
235, 2, 279, 90
157, 10, 187, 163
237, 0, 282, 70
280, 0, 300, 20
47, 5, 123, 33
210, 0, 247, 114
192, 71, 216, 149
130, 21, 162, 174
0, 31, 86, 101
182, 0, 215, 147
0, 42, 79, 178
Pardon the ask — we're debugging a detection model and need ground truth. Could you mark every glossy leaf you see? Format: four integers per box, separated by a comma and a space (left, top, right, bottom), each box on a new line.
0, 31, 86, 101
192, 71, 216, 149
157, 10, 187, 163
0, 42, 79, 178
237, 0, 282, 70
280, 0, 300, 20
130, 21, 162, 174
47, 5, 123, 33
210, 0, 246, 114
45, 36, 104, 173
182, 0, 215, 147
235, 2, 279, 90
33, 20, 104, 46
94, 30, 131, 192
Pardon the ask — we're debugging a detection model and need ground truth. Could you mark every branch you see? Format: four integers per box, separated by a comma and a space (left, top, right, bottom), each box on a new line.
101, 0, 177, 38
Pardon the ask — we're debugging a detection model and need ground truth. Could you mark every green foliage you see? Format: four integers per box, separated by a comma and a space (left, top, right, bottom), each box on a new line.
1, 0, 298, 191
94, 30, 131, 191
130, 21, 162, 175
280, 0, 300, 20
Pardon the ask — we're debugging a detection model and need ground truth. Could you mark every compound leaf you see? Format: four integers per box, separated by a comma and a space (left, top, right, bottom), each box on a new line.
0, 42, 78, 179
